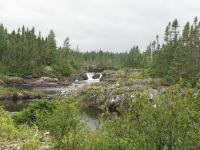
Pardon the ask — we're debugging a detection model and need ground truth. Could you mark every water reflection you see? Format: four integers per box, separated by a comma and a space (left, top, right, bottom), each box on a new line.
79, 107, 103, 130
0, 99, 33, 112
0, 99, 103, 130
3, 73, 103, 129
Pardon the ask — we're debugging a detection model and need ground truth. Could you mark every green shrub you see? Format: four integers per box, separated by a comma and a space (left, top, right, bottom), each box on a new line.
0, 73, 10, 83
52, 64, 73, 77
102, 85, 200, 149
0, 86, 18, 95
149, 79, 157, 89
0, 106, 43, 149
12, 99, 57, 127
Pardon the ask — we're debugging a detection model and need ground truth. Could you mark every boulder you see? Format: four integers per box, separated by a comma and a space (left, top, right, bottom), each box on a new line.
41, 77, 58, 82
60, 80, 72, 86
31, 77, 58, 87
72, 73, 88, 81
9, 77, 26, 85
12, 91, 43, 100
80, 73, 88, 80
31, 78, 45, 86
92, 73, 100, 79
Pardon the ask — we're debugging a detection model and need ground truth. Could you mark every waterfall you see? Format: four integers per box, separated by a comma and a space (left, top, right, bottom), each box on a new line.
86, 73, 95, 80
85, 72, 102, 80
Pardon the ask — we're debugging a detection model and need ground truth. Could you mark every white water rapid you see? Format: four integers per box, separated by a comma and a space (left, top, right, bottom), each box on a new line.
85, 72, 102, 81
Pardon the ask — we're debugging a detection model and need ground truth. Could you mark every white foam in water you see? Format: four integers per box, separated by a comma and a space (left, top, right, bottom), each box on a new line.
86, 73, 94, 80
85, 72, 102, 81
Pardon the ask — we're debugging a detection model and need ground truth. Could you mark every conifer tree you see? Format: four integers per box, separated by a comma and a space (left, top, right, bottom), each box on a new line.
63, 37, 71, 51
0, 24, 7, 61
164, 22, 171, 44
46, 29, 57, 65
47, 29, 57, 51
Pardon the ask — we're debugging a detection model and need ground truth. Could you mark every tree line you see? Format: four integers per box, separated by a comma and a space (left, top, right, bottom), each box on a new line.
0, 17, 200, 86
0, 24, 149, 77
149, 17, 200, 86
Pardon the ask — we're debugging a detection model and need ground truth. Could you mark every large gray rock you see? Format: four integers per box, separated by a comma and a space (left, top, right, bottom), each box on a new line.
80, 73, 88, 80
71, 73, 88, 81
13, 91, 43, 100
59, 80, 72, 86
31, 77, 58, 87
92, 73, 100, 79
9, 77, 26, 84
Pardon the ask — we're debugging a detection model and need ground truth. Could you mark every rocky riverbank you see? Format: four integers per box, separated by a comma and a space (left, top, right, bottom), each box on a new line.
2, 72, 103, 87
58, 69, 166, 112
0, 72, 102, 100
0, 86, 44, 101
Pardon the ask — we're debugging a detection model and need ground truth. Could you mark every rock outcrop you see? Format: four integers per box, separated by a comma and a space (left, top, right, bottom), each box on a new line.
31, 77, 58, 87
0, 91, 44, 101
13, 91, 43, 100
6, 72, 89, 87
59, 77, 164, 112
71, 73, 88, 81
58, 80, 72, 86
92, 73, 101, 79
9, 77, 27, 85
100, 70, 120, 83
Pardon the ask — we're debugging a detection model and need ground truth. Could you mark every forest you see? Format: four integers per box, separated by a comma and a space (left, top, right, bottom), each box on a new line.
0, 22, 151, 78
0, 17, 200, 86
0, 17, 200, 149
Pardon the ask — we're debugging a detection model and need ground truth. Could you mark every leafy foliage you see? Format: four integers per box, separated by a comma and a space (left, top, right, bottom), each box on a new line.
102, 85, 200, 149
12, 99, 57, 127
0, 106, 44, 149
1, 83, 200, 149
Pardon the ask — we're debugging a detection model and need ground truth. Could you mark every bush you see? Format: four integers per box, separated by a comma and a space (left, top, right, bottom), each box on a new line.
52, 64, 73, 76
0, 73, 10, 83
12, 99, 57, 127
0, 106, 43, 149
41, 100, 89, 149
102, 85, 200, 149
12, 99, 90, 149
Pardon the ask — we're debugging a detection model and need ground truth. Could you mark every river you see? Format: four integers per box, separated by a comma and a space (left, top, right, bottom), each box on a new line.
0, 73, 102, 130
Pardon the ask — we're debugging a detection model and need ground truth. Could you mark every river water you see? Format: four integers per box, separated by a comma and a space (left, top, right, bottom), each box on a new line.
0, 73, 102, 130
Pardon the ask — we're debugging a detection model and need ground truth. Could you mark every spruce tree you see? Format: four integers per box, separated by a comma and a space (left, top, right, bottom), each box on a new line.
0, 24, 7, 61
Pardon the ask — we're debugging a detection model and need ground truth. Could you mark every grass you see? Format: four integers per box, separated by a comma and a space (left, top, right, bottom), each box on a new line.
0, 73, 10, 83
0, 86, 19, 95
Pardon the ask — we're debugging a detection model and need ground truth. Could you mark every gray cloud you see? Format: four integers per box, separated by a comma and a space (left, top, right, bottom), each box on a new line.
1, 0, 200, 52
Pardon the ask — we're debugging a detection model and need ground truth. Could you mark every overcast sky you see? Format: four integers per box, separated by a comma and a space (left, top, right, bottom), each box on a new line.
1, 0, 200, 52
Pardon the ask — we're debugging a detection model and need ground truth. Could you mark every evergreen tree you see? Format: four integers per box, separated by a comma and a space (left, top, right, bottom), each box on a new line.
0, 24, 7, 61
46, 29, 57, 65
63, 37, 71, 50
47, 29, 57, 51
171, 19, 179, 46
164, 22, 171, 44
